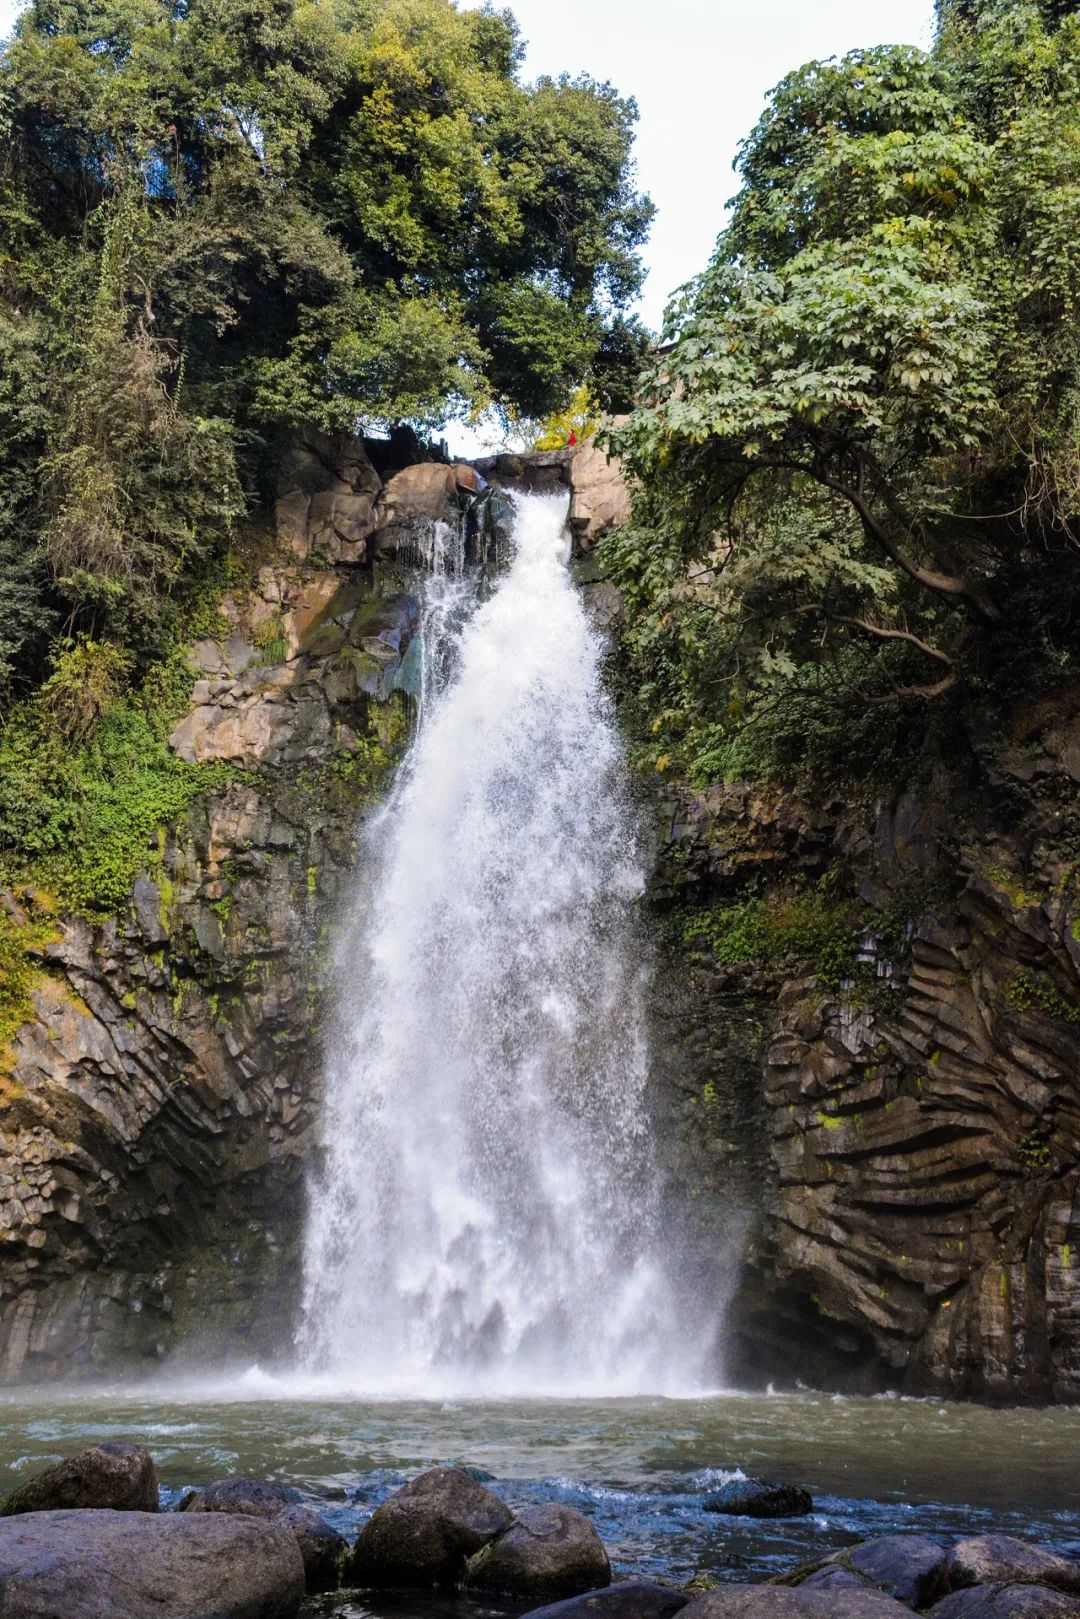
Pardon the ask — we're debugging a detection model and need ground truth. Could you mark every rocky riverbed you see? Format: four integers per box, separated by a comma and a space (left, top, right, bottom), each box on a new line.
0, 1437, 1078, 1619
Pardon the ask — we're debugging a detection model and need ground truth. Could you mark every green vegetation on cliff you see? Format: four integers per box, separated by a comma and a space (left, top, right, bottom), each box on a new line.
608, 0, 1080, 793
0, 0, 653, 1021
0, 637, 235, 914
0, 0, 650, 680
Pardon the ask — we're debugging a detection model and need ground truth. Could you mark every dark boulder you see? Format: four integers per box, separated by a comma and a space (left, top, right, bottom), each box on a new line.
179, 1478, 342, 1593
800, 1569, 870, 1594
808, 1535, 949, 1609
182, 1477, 302, 1518
1, 1444, 158, 1516
948, 1537, 1080, 1596
279, 1504, 346, 1594
930, 1587, 1080, 1618
520, 1578, 689, 1619
465, 1504, 611, 1600
346, 1465, 512, 1589
678, 1588, 920, 1616
0, 1508, 304, 1618
703, 1479, 813, 1518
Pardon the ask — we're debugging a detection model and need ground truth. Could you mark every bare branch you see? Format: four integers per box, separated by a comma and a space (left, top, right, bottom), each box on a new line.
786, 604, 957, 699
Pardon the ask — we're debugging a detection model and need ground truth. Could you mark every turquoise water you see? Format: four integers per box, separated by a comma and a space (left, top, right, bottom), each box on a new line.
0, 1387, 1076, 1611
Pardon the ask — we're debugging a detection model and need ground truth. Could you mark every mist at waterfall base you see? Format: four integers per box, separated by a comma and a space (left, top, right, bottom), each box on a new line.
297, 491, 712, 1400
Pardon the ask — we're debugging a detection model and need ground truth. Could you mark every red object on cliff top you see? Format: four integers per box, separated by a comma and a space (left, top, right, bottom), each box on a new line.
568, 430, 577, 447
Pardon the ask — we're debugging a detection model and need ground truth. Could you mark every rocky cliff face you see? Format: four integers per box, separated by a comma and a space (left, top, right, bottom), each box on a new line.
3, 425, 1075, 1404
0, 432, 621, 1381
651, 722, 1080, 1404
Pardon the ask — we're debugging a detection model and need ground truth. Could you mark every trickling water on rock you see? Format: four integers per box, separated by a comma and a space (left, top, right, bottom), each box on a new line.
299, 492, 697, 1395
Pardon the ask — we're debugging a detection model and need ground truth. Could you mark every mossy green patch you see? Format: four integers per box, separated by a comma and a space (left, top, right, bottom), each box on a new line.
985, 862, 1042, 911
679, 885, 861, 994
1005, 970, 1080, 1025
0, 643, 237, 916
1017, 1129, 1053, 1168
251, 613, 289, 668
0, 894, 60, 1078
298, 693, 411, 811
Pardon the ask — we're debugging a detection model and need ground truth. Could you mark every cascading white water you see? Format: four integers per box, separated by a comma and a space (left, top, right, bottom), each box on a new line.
299, 492, 693, 1397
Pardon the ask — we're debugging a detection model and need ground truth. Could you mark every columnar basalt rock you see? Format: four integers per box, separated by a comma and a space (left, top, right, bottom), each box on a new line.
655, 695, 1080, 1402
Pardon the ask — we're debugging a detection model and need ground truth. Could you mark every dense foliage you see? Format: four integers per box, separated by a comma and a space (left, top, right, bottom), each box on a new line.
0, 0, 651, 671
608, 0, 1080, 792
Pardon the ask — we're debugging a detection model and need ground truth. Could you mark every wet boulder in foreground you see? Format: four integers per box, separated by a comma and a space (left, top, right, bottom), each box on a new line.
182, 1477, 302, 1517
464, 1503, 611, 1600
347, 1465, 513, 1588
948, 1536, 1080, 1596
519, 1577, 689, 1619
703, 1479, 813, 1518
930, 1587, 1080, 1617
182, 1477, 345, 1594
0, 1443, 158, 1516
797, 1535, 949, 1609
799, 1568, 869, 1595
677, 1587, 917, 1616
0, 1508, 304, 1618
279, 1504, 347, 1594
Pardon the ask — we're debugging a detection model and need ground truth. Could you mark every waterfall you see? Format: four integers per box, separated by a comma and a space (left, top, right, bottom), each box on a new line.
299, 492, 694, 1396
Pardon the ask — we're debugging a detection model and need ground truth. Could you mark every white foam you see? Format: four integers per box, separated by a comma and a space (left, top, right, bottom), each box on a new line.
296, 492, 714, 1398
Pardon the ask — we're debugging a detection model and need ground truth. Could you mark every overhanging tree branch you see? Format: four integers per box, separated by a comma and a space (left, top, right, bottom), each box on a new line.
788, 604, 958, 699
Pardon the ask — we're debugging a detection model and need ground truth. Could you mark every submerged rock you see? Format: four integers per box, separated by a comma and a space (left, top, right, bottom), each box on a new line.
930, 1588, 1080, 1618
0, 1508, 304, 1618
948, 1537, 1080, 1595
520, 1578, 689, 1619
347, 1465, 512, 1589
1, 1444, 158, 1516
464, 1503, 611, 1600
679, 1587, 917, 1616
182, 1477, 302, 1517
703, 1479, 813, 1518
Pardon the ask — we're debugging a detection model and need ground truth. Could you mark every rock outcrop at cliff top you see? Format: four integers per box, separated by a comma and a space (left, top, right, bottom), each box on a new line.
567, 425, 631, 548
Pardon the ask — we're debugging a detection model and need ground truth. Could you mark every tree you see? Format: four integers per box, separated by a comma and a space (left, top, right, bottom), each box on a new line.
0, 0, 652, 667
608, 8, 1080, 784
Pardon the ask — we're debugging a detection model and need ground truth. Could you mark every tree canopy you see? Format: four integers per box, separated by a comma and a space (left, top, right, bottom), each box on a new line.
0, 0, 651, 671
608, 0, 1080, 791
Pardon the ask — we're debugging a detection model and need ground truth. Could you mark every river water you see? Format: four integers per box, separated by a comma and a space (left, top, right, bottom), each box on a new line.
0, 1388, 1077, 1612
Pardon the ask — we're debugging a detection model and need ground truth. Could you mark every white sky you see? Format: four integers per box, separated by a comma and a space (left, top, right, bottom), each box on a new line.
0, 0, 935, 443
462, 0, 936, 329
